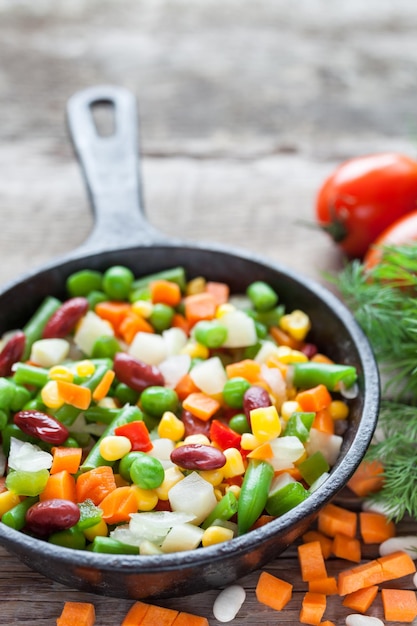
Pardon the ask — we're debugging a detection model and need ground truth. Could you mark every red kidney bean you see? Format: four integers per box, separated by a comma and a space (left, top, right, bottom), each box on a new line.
113, 352, 164, 393
42, 297, 89, 338
243, 385, 271, 422
14, 410, 69, 445
171, 443, 226, 471
25, 499, 80, 537
0, 330, 26, 377
302, 343, 318, 359
181, 409, 211, 438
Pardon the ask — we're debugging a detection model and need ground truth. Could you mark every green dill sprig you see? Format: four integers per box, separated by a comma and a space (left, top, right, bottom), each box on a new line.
334, 246, 417, 401
365, 400, 417, 522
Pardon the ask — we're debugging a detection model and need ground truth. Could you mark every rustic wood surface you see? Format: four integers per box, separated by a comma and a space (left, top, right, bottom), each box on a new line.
1, 1, 417, 624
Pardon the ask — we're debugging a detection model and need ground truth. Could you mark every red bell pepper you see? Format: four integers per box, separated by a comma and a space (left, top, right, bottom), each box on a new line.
114, 420, 153, 452
210, 419, 241, 450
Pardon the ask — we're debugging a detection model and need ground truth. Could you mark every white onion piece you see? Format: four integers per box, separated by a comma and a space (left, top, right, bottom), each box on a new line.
158, 354, 191, 389
346, 615, 384, 626
260, 363, 286, 404
414, 571, 417, 588
169, 472, 217, 525
162, 327, 188, 355
213, 585, 246, 622
161, 523, 204, 553
30, 338, 70, 368
8, 438, 53, 472
128, 332, 167, 365
339, 381, 359, 399
219, 310, 257, 348
189, 357, 227, 395
74, 311, 113, 356
306, 428, 342, 466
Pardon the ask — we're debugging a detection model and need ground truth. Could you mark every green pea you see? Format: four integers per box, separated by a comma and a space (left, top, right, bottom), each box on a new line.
0, 409, 8, 430
119, 451, 143, 481
102, 265, 134, 300
149, 303, 175, 332
49, 527, 87, 550
63, 436, 82, 448
130, 453, 165, 489
193, 320, 228, 348
66, 269, 103, 297
246, 281, 278, 312
86, 290, 107, 309
91, 335, 121, 359
228, 413, 251, 434
113, 382, 140, 406
0, 378, 16, 410
140, 386, 179, 417
9, 384, 32, 412
222, 377, 251, 409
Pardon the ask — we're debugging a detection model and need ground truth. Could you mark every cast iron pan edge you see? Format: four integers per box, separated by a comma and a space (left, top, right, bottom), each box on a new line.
0, 86, 380, 599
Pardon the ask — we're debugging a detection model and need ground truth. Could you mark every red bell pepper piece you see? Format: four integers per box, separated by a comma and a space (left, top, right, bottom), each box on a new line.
210, 419, 241, 450
114, 420, 153, 452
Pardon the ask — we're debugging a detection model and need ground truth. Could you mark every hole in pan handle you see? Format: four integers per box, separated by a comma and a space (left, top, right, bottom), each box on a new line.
66, 84, 169, 255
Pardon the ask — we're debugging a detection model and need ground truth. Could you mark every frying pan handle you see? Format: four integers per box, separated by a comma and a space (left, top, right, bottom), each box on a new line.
66, 85, 167, 254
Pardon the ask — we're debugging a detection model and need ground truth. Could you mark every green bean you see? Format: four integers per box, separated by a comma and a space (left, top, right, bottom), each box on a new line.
201, 491, 238, 530
90, 536, 139, 554
266, 481, 309, 517
246, 281, 278, 312
9, 383, 32, 412
91, 335, 121, 359
22, 296, 61, 360
292, 362, 357, 391
1, 496, 38, 530
0, 409, 8, 430
83, 405, 120, 425
80, 404, 143, 472
131, 266, 186, 295
86, 290, 107, 309
49, 527, 86, 550
113, 382, 139, 406
237, 459, 274, 535
12, 363, 49, 388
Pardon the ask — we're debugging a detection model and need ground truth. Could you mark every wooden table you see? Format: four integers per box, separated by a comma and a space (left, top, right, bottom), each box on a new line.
1, 2, 417, 624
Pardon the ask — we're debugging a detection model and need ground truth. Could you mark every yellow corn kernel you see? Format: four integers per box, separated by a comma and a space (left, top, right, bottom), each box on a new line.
75, 360, 96, 377
0, 490, 21, 517
181, 341, 209, 360
83, 519, 108, 542
131, 485, 159, 511
199, 469, 224, 487
131, 299, 153, 318
215, 303, 236, 318
183, 434, 211, 446
330, 399, 350, 420
158, 411, 185, 441
250, 405, 281, 443
41, 380, 64, 409
48, 365, 74, 382
280, 400, 302, 421
186, 276, 206, 295
225, 484, 241, 500
275, 346, 308, 364
155, 466, 184, 500
98, 396, 119, 409
202, 525, 234, 547
222, 448, 245, 478
240, 433, 261, 451
279, 309, 311, 341
214, 488, 224, 501
99, 435, 132, 461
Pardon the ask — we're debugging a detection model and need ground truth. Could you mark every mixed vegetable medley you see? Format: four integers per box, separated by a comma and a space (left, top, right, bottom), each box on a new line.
0, 265, 358, 555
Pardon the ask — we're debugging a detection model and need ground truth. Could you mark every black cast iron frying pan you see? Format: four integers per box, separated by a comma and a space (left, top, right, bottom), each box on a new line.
0, 85, 380, 600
